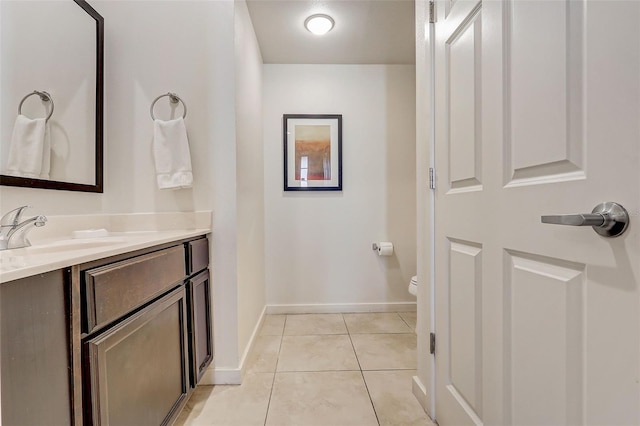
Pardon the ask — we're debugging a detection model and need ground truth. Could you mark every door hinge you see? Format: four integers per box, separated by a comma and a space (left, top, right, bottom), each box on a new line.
430, 332, 436, 354
429, 167, 436, 190
429, 1, 436, 23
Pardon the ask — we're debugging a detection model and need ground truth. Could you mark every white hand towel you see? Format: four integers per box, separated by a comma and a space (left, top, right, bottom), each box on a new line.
152, 117, 193, 189
5, 114, 51, 179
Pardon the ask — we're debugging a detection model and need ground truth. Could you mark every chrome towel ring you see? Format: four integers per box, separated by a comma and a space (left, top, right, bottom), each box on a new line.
150, 92, 187, 120
18, 90, 54, 122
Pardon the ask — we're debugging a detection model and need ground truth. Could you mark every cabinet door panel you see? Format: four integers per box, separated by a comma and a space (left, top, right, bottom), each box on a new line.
188, 269, 213, 385
84, 286, 189, 426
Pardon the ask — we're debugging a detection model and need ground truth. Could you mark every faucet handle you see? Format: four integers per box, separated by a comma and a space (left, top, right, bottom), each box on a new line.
0, 205, 31, 227
33, 215, 47, 227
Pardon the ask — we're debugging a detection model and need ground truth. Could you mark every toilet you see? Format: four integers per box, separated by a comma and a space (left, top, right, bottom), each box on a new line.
408, 275, 417, 296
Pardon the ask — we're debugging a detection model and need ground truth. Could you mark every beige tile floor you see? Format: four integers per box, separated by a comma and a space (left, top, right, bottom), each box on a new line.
176, 313, 436, 426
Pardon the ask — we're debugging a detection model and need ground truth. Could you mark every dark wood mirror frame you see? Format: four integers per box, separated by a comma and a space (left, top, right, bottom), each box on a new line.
0, 0, 104, 193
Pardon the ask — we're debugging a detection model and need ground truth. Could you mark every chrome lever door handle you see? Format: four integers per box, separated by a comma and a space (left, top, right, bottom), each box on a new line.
541, 202, 629, 237
541, 213, 606, 227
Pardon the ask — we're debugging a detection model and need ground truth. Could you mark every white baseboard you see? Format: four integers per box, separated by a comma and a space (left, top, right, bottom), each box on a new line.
412, 375, 434, 420
201, 367, 242, 385
239, 306, 267, 378
200, 306, 267, 386
266, 302, 417, 314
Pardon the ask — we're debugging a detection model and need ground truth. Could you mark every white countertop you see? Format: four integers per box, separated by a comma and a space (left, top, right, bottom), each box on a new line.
0, 211, 211, 283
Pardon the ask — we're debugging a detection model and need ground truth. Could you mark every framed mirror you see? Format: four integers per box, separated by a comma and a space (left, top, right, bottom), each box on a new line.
0, 0, 104, 192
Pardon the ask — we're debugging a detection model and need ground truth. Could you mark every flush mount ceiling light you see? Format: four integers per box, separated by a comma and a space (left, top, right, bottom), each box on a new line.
304, 14, 335, 35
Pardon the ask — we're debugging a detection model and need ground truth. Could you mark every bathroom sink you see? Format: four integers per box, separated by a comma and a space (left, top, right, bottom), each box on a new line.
26, 236, 127, 254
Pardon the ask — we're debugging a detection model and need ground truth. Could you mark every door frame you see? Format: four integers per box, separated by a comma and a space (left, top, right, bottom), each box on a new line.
414, 0, 437, 420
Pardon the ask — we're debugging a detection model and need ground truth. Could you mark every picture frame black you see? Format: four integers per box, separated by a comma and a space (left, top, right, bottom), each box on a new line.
283, 114, 342, 191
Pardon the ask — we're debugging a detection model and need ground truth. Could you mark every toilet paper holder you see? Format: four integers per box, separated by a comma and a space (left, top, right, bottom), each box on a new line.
372, 242, 394, 256
372, 242, 392, 250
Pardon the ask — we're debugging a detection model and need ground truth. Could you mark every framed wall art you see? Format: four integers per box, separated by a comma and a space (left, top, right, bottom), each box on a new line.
283, 114, 342, 191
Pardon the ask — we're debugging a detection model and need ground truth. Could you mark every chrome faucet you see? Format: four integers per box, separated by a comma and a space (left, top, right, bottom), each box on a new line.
0, 206, 47, 250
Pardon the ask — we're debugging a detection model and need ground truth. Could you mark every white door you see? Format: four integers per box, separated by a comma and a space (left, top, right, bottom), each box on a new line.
433, 0, 640, 425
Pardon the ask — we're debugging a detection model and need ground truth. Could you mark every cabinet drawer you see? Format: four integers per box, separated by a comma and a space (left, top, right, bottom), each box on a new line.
187, 237, 209, 275
84, 245, 186, 333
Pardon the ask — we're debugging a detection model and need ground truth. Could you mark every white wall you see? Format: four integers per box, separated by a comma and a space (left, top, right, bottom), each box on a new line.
234, 0, 266, 364
96, 0, 223, 215
263, 64, 416, 309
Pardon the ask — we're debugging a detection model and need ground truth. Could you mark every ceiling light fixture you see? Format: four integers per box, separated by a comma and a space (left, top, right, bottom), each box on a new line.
304, 14, 334, 35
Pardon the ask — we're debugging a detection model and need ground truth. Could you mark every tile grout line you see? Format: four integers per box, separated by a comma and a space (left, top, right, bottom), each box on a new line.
282, 332, 351, 336
344, 314, 381, 426
397, 312, 414, 331
263, 316, 286, 426
271, 366, 416, 373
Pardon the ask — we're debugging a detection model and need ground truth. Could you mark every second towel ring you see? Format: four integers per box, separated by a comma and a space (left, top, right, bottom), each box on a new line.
18, 90, 54, 122
150, 92, 187, 120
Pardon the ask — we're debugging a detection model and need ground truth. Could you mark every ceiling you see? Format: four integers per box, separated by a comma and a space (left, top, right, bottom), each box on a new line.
245, 0, 415, 64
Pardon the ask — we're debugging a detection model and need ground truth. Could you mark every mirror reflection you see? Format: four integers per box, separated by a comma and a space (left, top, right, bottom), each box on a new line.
0, 0, 103, 192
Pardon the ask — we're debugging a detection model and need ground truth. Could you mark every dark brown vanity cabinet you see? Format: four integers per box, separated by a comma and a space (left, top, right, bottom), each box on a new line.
0, 235, 212, 426
79, 236, 211, 425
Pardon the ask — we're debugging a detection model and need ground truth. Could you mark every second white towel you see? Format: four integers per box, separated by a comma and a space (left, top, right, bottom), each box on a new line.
152, 117, 193, 190
6, 114, 51, 179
